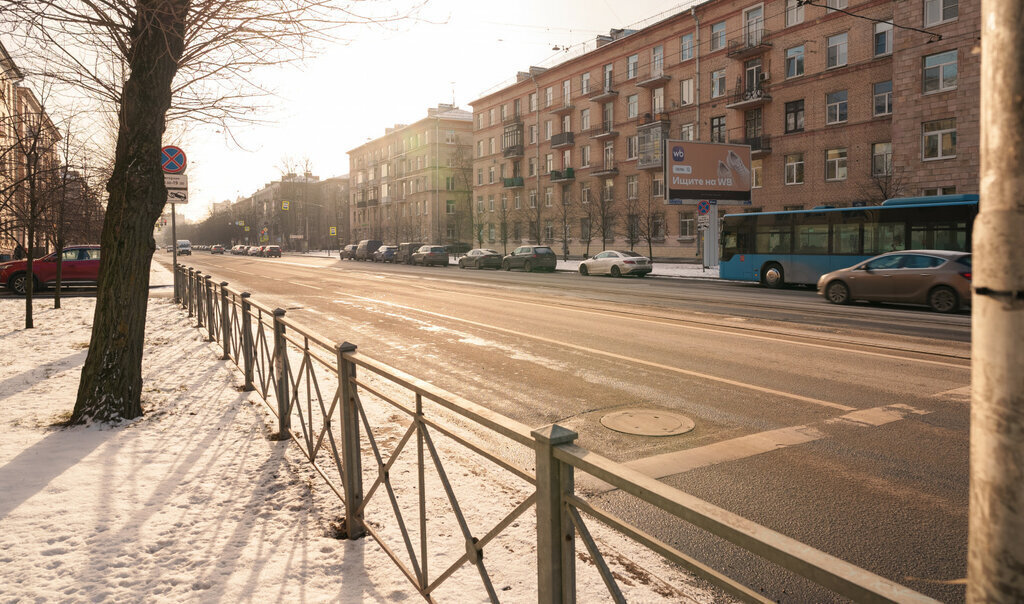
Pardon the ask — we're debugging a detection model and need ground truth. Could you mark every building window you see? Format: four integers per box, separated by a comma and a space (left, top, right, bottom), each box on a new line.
786, 46, 805, 78
488, 195, 495, 211
680, 78, 694, 105
923, 186, 957, 196
529, 125, 538, 144
626, 175, 638, 199
544, 153, 553, 174
872, 142, 893, 176
680, 33, 694, 61
874, 81, 893, 116
581, 72, 590, 95
925, 0, 958, 26
679, 212, 695, 237
501, 193, 508, 209
476, 168, 483, 185
874, 21, 893, 56
710, 116, 726, 143
581, 108, 590, 131
544, 121, 552, 140
627, 54, 639, 79
446, 200, 455, 214
627, 94, 639, 118
528, 157, 536, 176
923, 50, 958, 93
488, 166, 495, 183
710, 21, 726, 51
711, 69, 726, 98
785, 153, 805, 185
785, 100, 805, 133
476, 196, 484, 213
581, 145, 591, 167
827, 0, 848, 12
825, 148, 848, 181
562, 149, 571, 168
752, 158, 763, 188
603, 63, 613, 89
529, 92, 538, 111
581, 184, 591, 204
923, 118, 956, 160
627, 135, 638, 160
652, 87, 664, 114
545, 187, 553, 207
529, 189, 537, 208
514, 191, 521, 209
545, 86, 553, 107
545, 221, 554, 241
680, 123, 694, 141
653, 175, 664, 197
827, 33, 848, 68
785, 0, 804, 26
826, 90, 848, 124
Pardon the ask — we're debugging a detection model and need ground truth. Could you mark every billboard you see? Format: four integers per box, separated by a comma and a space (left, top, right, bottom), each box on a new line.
665, 141, 752, 202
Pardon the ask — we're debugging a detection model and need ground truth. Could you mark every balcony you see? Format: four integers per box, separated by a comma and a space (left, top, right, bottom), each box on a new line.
550, 168, 575, 182
746, 135, 772, 155
587, 122, 619, 140
637, 66, 671, 88
592, 162, 618, 177
503, 177, 525, 188
726, 85, 772, 109
502, 113, 522, 125
636, 113, 671, 127
503, 145, 525, 159
549, 102, 575, 116
588, 86, 619, 103
551, 132, 575, 148
727, 28, 772, 59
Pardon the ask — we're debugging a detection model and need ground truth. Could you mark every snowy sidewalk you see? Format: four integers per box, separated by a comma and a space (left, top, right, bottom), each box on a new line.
0, 261, 720, 602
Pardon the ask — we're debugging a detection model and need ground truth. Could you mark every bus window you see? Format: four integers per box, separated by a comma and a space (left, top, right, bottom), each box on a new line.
794, 213, 828, 254
932, 222, 968, 251
864, 222, 905, 254
832, 223, 861, 254
756, 223, 792, 254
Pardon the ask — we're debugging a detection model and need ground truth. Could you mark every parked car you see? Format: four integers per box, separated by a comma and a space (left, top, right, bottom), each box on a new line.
248, 246, 262, 256
817, 250, 972, 313
411, 245, 449, 267
231, 245, 247, 255
373, 245, 398, 262
210, 244, 225, 254
579, 250, 652, 278
263, 245, 282, 258
340, 244, 358, 260
0, 245, 102, 295
502, 246, 557, 272
355, 239, 382, 261
166, 245, 174, 253
396, 242, 425, 265
458, 249, 502, 270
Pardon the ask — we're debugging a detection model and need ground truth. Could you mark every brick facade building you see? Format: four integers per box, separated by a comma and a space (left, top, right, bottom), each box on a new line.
470, 0, 979, 259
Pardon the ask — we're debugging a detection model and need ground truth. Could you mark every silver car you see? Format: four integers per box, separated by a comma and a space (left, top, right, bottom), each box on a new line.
579, 250, 652, 277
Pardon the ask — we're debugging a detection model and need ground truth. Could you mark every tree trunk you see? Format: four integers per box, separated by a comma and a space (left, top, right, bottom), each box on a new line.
72, 0, 188, 423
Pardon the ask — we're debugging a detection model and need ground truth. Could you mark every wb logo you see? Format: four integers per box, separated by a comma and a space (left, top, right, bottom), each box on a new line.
671, 146, 686, 161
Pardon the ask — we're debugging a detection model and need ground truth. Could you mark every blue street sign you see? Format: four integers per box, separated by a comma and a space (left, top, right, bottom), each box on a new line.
161, 146, 187, 174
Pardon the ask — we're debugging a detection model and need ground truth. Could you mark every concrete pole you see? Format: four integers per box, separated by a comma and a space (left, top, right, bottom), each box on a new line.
969, 0, 1024, 600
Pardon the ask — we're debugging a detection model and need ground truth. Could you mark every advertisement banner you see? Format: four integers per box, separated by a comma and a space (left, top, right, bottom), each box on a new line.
665, 141, 752, 202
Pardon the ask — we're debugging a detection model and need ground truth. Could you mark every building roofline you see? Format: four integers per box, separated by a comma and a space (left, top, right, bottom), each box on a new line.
0, 39, 25, 81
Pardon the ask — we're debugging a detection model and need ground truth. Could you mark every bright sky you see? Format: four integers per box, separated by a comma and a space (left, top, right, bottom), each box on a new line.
177, 0, 694, 220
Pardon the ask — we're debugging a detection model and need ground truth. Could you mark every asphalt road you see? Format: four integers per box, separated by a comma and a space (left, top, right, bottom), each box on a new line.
160, 251, 970, 603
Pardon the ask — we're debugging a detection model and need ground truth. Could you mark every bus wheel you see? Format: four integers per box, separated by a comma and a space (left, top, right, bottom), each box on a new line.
761, 263, 785, 288
826, 281, 850, 305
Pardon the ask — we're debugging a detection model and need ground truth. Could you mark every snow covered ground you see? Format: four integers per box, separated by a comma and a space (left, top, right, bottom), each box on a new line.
0, 261, 722, 602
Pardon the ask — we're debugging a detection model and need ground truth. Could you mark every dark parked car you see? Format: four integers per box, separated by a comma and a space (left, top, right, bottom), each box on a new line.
373, 245, 398, 262
396, 242, 425, 265
1, 245, 101, 295
458, 248, 502, 270
502, 246, 557, 272
340, 244, 358, 260
817, 250, 972, 313
411, 245, 449, 267
355, 239, 382, 261
263, 245, 282, 258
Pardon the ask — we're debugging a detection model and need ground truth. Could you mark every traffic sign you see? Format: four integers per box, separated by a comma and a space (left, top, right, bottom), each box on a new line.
164, 173, 187, 189
697, 200, 711, 215
697, 214, 711, 228
329, 227, 337, 236
282, 200, 290, 210
161, 146, 187, 174
244, 226, 250, 232
167, 189, 188, 204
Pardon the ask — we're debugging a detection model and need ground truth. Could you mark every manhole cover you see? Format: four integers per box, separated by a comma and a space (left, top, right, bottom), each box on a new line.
600, 409, 695, 437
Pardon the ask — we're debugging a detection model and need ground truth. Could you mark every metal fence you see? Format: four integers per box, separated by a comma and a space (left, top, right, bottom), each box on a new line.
172, 263, 938, 603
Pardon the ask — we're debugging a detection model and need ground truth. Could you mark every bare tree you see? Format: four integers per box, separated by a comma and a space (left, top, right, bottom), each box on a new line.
594, 179, 618, 251
577, 182, 596, 257
2, 0, 421, 422
860, 164, 906, 204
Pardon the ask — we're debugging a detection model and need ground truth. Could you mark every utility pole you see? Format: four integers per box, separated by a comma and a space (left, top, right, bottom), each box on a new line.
968, 0, 1024, 600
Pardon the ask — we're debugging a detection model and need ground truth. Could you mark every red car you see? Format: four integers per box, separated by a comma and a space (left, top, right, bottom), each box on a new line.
0, 245, 101, 295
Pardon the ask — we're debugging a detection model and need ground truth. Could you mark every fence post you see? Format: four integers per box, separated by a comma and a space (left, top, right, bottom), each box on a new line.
204, 275, 214, 341
533, 424, 578, 604
241, 292, 254, 391
273, 308, 290, 436
195, 271, 205, 327
220, 282, 231, 359
186, 268, 194, 317
336, 341, 364, 539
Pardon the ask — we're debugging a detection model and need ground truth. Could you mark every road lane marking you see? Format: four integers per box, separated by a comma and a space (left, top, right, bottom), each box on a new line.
584, 404, 929, 492
288, 282, 322, 290
931, 385, 970, 402
335, 292, 855, 411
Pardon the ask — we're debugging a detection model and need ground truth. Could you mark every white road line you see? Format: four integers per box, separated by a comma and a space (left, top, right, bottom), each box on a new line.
335, 292, 855, 411
289, 282, 322, 290
584, 404, 930, 492
931, 385, 971, 402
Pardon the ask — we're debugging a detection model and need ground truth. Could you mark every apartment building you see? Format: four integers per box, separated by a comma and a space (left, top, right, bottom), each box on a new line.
0, 40, 25, 252
470, 0, 979, 259
348, 104, 473, 245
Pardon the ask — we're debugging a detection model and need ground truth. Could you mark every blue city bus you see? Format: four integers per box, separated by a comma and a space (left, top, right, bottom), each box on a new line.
719, 194, 978, 287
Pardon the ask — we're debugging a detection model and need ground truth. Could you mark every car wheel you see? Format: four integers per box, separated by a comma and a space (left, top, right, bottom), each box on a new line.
825, 281, 851, 305
579, 264, 589, 276
928, 286, 959, 313
761, 263, 784, 288
637, 272, 646, 278
611, 265, 622, 278
8, 272, 29, 295
459, 259, 466, 269
523, 261, 532, 273
502, 261, 510, 271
